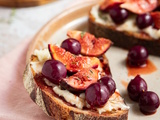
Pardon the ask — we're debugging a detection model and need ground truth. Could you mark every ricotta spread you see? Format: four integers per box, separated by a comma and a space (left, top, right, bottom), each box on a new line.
44, 78, 129, 114
34, 49, 51, 62
53, 86, 85, 109
91, 5, 160, 39
31, 49, 51, 73
97, 90, 130, 114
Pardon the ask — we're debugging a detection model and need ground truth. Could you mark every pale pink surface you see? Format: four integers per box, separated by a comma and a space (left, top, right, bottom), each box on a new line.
0, 39, 52, 120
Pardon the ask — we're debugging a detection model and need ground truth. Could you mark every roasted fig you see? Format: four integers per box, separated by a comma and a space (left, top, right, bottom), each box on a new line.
48, 44, 100, 72
120, 0, 158, 14
99, 55, 112, 77
100, 0, 124, 12
151, 12, 160, 29
67, 30, 112, 57
100, 0, 158, 14
60, 68, 99, 93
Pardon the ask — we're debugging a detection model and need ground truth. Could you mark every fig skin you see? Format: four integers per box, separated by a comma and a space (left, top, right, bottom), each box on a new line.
67, 30, 112, 57
120, 0, 158, 14
48, 44, 100, 72
60, 68, 99, 93
100, 0, 124, 12
151, 12, 160, 29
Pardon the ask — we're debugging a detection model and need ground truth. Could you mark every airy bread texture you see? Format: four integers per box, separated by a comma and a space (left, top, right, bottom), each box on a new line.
89, 6, 160, 56
23, 55, 129, 120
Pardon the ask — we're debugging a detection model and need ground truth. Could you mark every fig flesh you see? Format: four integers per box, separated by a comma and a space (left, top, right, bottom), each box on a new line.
151, 12, 160, 29
67, 30, 112, 57
60, 68, 99, 93
48, 44, 100, 72
100, 0, 158, 14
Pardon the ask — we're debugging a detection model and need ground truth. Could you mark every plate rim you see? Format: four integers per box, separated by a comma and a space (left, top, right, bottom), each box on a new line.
26, 0, 98, 63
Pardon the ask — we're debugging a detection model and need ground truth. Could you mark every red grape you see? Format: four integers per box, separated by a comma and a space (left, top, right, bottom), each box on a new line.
99, 76, 116, 96
128, 45, 148, 67
109, 4, 128, 24
85, 83, 110, 107
139, 91, 160, 114
127, 75, 147, 101
61, 38, 81, 55
136, 13, 153, 29
42, 60, 67, 84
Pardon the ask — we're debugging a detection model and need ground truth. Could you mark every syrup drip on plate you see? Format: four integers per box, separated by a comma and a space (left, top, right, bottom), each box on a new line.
127, 60, 157, 76
121, 80, 128, 89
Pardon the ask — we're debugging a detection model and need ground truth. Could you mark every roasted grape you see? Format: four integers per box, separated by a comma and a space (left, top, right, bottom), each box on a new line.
127, 75, 147, 101
85, 83, 110, 107
61, 38, 81, 55
42, 60, 67, 84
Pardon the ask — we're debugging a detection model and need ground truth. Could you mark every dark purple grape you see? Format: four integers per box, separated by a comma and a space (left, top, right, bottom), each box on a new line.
99, 76, 116, 96
85, 83, 110, 107
42, 60, 67, 84
139, 91, 160, 114
128, 45, 148, 67
136, 13, 154, 29
127, 75, 147, 101
154, 6, 160, 11
61, 38, 81, 55
109, 5, 128, 24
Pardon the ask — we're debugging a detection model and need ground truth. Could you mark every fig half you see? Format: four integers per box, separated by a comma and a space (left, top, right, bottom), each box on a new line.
67, 30, 112, 57
48, 44, 100, 72
100, 0, 158, 14
151, 12, 160, 29
121, 0, 158, 14
100, 0, 125, 11
60, 68, 99, 93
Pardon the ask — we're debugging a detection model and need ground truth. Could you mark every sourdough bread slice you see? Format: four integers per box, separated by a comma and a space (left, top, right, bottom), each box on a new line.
23, 54, 129, 120
89, 5, 160, 56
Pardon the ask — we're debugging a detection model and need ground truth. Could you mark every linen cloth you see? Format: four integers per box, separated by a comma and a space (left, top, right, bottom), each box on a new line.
0, 39, 53, 120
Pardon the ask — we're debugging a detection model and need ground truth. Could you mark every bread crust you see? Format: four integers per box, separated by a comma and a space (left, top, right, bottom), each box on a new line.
23, 57, 128, 120
89, 13, 160, 56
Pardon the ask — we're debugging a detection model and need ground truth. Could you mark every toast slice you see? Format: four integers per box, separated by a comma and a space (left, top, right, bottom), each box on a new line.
89, 2, 160, 56
23, 55, 129, 120
23, 31, 129, 120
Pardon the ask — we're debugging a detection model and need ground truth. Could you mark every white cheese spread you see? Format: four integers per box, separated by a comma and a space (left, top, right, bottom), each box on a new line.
31, 61, 44, 73
97, 90, 130, 114
44, 78, 129, 114
53, 86, 85, 109
34, 49, 51, 62
44, 78, 56, 87
53, 85, 129, 114
31, 49, 51, 73
91, 5, 160, 39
